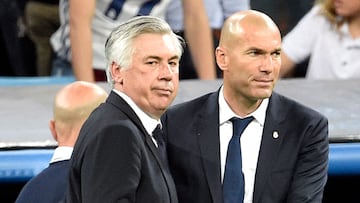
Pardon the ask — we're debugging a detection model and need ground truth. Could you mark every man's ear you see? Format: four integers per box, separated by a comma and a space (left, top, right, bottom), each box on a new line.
110, 62, 123, 84
49, 119, 58, 142
215, 47, 228, 71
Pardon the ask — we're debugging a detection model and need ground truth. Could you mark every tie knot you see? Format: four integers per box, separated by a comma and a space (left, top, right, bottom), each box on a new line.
230, 116, 254, 138
152, 124, 164, 144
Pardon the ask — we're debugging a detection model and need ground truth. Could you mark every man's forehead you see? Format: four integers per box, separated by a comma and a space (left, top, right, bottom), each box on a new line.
224, 12, 280, 41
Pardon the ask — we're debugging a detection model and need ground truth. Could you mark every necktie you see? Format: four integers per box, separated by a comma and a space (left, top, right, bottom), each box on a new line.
152, 124, 169, 167
223, 116, 254, 203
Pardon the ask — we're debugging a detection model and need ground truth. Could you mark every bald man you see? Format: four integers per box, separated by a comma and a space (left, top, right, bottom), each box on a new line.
162, 10, 329, 203
15, 81, 108, 203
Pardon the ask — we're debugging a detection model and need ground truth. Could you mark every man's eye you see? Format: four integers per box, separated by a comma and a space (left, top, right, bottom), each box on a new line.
169, 61, 178, 66
248, 51, 259, 56
272, 51, 281, 57
146, 61, 158, 65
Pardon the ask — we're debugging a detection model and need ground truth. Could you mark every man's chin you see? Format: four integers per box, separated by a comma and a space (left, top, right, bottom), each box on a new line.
254, 89, 273, 99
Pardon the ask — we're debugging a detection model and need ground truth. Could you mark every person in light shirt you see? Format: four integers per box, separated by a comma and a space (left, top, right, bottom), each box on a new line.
50, 0, 216, 81
280, 0, 360, 79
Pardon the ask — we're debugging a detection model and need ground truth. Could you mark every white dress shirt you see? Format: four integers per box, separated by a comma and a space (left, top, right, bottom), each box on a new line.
113, 89, 160, 146
218, 87, 268, 203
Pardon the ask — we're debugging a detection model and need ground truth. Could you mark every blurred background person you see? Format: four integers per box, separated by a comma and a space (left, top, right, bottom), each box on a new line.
166, 0, 250, 79
280, 0, 360, 79
0, 0, 36, 76
24, 0, 60, 76
15, 81, 108, 203
50, 0, 215, 82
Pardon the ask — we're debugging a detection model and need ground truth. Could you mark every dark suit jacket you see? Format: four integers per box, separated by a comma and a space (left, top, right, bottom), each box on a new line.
162, 90, 328, 203
65, 91, 178, 203
15, 160, 70, 203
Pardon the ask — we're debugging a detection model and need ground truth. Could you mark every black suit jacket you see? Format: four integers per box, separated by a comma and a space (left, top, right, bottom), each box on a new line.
66, 91, 178, 203
15, 160, 70, 203
162, 90, 328, 203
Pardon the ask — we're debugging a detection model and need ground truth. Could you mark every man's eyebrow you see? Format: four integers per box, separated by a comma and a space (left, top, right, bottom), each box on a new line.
169, 55, 180, 60
273, 48, 282, 52
145, 56, 161, 60
247, 47, 282, 53
247, 47, 266, 53
145, 55, 180, 60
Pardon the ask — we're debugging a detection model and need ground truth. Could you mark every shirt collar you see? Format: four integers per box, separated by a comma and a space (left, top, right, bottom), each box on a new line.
218, 86, 268, 126
112, 89, 159, 135
50, 146, 73, 163
339, 22, 349, 36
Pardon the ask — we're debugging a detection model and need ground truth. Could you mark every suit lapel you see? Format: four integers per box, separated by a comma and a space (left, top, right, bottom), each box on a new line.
108, 91, 177, 201
253, 93, 287, 203
196, 91, 224, 203
106, 91, 145, 131
144, 131, 178, 202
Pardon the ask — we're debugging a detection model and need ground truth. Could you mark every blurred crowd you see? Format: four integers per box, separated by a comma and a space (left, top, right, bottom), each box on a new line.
2, 0, 358, 80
